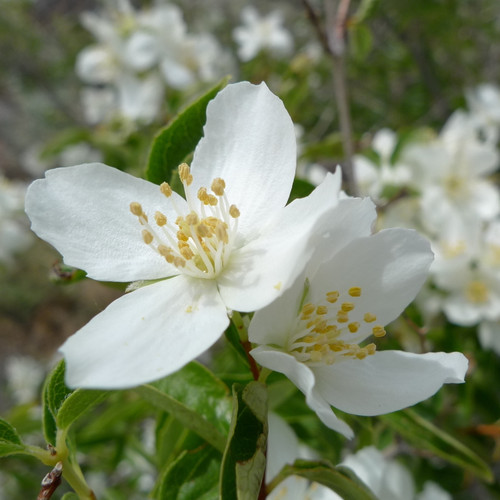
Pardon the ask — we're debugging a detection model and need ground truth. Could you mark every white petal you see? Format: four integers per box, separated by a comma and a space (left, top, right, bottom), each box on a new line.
25, 164, 185, 282
307, 228, 432, 344
60, 276, 228, 388
218, 172, 347, 312
478, 321, 500, 355
251, 346, 353, 438
313, 350, 467, 416
267, 413, 299, 481
190, 82, 296, 239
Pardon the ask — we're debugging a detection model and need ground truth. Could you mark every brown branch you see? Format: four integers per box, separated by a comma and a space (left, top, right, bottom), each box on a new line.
37, 462, 63, 500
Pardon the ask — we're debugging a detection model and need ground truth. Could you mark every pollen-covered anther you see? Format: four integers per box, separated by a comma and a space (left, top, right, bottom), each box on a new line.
326, 291, 339, 303
348, 322, 360, 333
337, 311, 349, 323
211, 178, 226, 196
142, 229, 153, 245
364, 312, 377, 323
372, 326, 386, 338
177, 230, 189, 242
185, 213, 199, 226
130, 201, 143, 216
215, 223, 228, 244
341, 302, 355, 312
196, 223, 211, 238
154, 211, 167, 226
301, 303, 316, 319
348, 287, 362, 297
173, 256, 186, 268
316, 305, 328, 315
158, 244, 172, 258
179, 163, 193, 186
180, 247, 194, 260
160, 182, 172, 197
229, 205, 240, 218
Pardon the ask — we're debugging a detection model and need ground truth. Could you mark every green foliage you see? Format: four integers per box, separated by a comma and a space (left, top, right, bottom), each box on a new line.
380, 409, 493, 483
0, 418, 29, 458
137, 362, 232, 452
42, 360, 109, 445
146, 77, 230, 186
157, 446, 220, 500
220, 382, 268, 500
269, 460, 378, 500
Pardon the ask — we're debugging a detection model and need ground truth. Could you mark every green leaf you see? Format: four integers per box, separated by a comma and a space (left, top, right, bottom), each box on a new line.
56, 388, 109, 431
268, 460, 377, 500
0, 418, 30, 458
146, 77, 230, 185
380, 409, 493, 482
157, 445, 220, 500
220, 382, 268, 500
136, 362, 232, 453
42, 360, 110, 441
61, 493, 80, 500
224, 322, 251, 367
287, 178, 315, 203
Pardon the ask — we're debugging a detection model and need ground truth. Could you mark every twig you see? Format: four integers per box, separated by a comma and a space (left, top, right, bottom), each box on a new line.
37, 462, 63, 500
303, 0, 358, 196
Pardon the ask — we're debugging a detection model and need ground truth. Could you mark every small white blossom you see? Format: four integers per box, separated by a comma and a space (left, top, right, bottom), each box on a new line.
233, 6, 294, 62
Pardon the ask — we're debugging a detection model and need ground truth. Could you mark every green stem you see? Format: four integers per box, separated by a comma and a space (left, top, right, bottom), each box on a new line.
231, 310, 248, 341
55, 430, 96, 500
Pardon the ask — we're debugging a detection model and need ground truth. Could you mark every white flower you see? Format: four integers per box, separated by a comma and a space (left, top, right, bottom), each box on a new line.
233, 6, 294, 62
403, 110, 500, 233
341, 446, 452, 500
466, 83, 500, 143
249, 202, 468, 438
25, 82, 345, 389
354, 129, 412, 203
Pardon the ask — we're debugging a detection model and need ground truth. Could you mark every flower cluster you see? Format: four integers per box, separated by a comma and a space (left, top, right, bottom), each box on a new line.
76, 0, 231, 125
25, 82, 467, 439
348, 84, 500, 355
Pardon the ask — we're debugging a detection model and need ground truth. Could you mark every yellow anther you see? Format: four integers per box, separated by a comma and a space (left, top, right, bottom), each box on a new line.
142, 229, 153, 245
179, 163, 193, 186
326, 291, 339, 303
366, 343, 376, 355
155, 211, 167, 226
160, 182, 172, 197
211, 178, 226, 196
196, 223, 211, 238
341, 302, 355, 312
301, 303, 316, 316
180, 247, 194, 260
229, 204, 240, 218
207, 194, 218, 206
348, 322, 360, 333
158, 245, 172, 258
303, 336, 314, 343
215, 223, 228, 244
129, 201, 143, 216
337, 311, 349, 323
364, 312, 377, 323
177, 230, 189, 242
356, 351, 368, 360
186, 213, 199, 226
316, 305, 328, 315
348, 287, 362, 297
313, 320, 328, 333
197, 187, 208, 202
173, 256, 186, 268
372, 326, 386, 338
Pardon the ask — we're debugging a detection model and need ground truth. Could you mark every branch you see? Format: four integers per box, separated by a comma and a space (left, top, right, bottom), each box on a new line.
37, 462, 63, 500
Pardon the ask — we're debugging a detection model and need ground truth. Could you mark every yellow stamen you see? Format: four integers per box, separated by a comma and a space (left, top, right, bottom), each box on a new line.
326, 291, 339, 303
372, 326, 386, 338
348, 287, 362, 297
348, 322, 360, 333
341, 302, 355, 312
364, 312, 377, 323
160, 182, 172, 197
155, 211, 167, 226
229, 205, 240, 218
142, 230, 153, 245
211, 178, 226, 196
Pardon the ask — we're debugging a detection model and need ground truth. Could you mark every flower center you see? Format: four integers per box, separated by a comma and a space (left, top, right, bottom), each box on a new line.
443, 174, 468, 199
442, 240, 467, 259
130, 163, 240, 279
465, 280, 489, 304
288, 286, 385, 366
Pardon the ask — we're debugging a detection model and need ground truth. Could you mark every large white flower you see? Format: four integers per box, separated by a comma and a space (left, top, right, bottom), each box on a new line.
249, 205, 468, 438
25, 82, 346, 389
